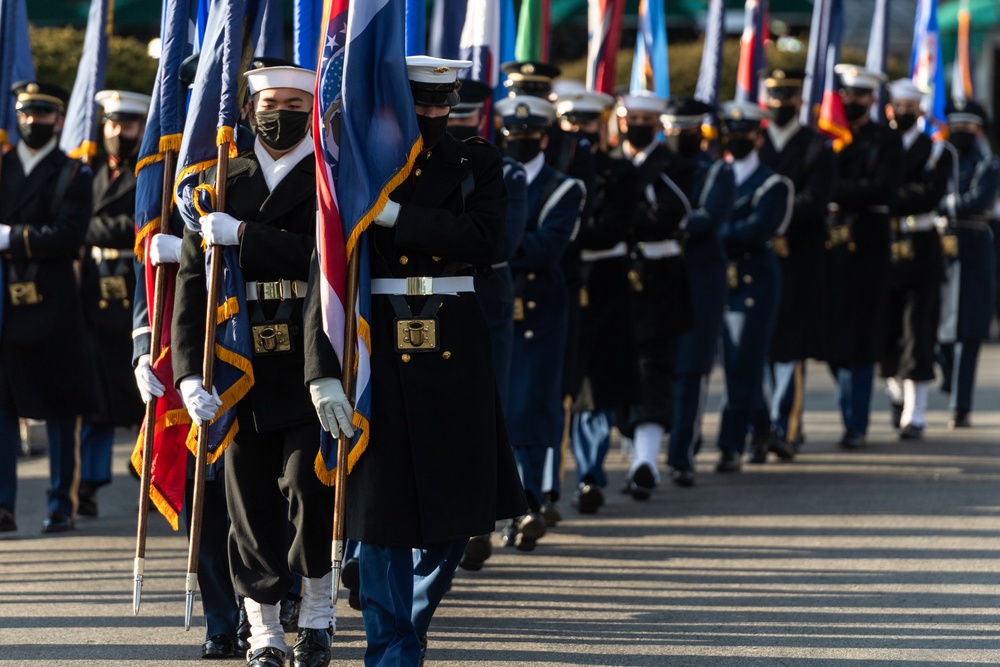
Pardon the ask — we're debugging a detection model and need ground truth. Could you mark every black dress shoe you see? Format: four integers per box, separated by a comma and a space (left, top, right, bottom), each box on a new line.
899, 423, 925, 440
791, 431, 805, 452
715, 450, 741, 473
77, 486, 98, 517
670, 469, 695, 487
201, 634, 235, 659
341, 558, 361, 611
948, 410, 971, 429
0, 507, 16, 532
768, 435, 795, 461
499, 513, 546, 551
623, 463, 656, 500
236, 600, 251, 653
890, 402, 903, 429
839, 431, 866, 450
41, 512, 74, 534
418, 635, 427, 667
248, 646, 285, 667
539, 501, 562, 527
280, 596, 300, 633
573, 482, 604, 513
747, 438, 768, 464
459, 534, 493, 571
291, 628, 330, 667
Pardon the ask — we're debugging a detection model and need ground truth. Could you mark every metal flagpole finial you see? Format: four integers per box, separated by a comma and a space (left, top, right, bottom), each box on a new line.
132, 556, 145, 615
184, 573, 198, 630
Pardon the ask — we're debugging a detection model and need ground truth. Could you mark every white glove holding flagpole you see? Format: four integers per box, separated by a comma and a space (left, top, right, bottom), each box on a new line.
149, 234, 182, 266
308, 378, 356, 438
134, 354, 166, 403
373, 201, 400, 228
179, 376, 222, 425
199, 212, 242, 246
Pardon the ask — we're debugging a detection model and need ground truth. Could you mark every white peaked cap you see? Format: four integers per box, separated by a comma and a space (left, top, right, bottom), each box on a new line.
834, 64, 887, 91
245, 66, 317, 96
556, 91, 615, 117
620, 90, 667, 113
888, 78, 923, 102
94, 90, 151, 116
550, 79, 587, 98
405, 56, 472, 84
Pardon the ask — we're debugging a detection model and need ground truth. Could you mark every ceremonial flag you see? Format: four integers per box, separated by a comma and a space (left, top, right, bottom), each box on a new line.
515, 0, 549, 63
629, 0, 668, 96
314, 0, 421, 480
130, 0, 198, 530
256, 0, 284, 58
911, 0, 947, 137
59, 0, 112, 160
695, 0, 725, 108
735, 0, 767, 104
865, 0, 890, 122
458, 0, 500, 86
294, 0, 323, 69
174, 0, 261, 463
406, 0, 425, 55
801, 0, 850, 150
586, 0, 625, 95
950, 0, 973, 104
429, 0, 466, 59
0, 0, 35, 149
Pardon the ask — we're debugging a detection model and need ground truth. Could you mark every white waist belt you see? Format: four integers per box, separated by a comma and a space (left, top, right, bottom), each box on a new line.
581, 242, 627, 262
491, 261, 509, 269
370, 276, 475, 296
91, 246, 134, 262
245, 279, 308, 301
638, 240, 681, 259
901, 213, 936, 232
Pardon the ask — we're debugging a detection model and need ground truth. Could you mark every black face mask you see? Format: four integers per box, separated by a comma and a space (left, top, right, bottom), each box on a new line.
843, 101, 869, 123
417, 113, 449, 148
580, 131, 600, 148
447, 125, 479, 142
773, 106, 798, 128
950, 130, 977, 155
626, 124, 656, 149
504, 137, 542, 164
18, 122, 55, 150
666, 133, 701, 158
727, 138, 756, 160
893, 113, 918, 133
104, 135, 139, 161
254, 109, 310, 151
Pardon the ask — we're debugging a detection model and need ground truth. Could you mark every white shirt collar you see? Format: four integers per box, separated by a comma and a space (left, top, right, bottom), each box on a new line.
624, 139, 660, 166
901, 122, 922, 150
254, 134, 314, 192
730, 150, 760, 187
17, 137, 59, 176
523, 151, 546, 185
767, 119, 801, 152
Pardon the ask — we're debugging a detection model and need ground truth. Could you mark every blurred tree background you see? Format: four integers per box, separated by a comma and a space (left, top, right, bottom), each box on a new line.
30, 25, 158, 96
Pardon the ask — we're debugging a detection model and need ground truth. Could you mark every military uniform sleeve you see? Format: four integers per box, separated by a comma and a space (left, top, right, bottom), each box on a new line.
833, 130, 902, 209
579, 159, 638, 249
722, 176, 793, 246
892, 146, 952, 216
86, 211, 136, 248
943, 156, 1000, 218
393, 143, 507, 266
793, 141, 835, 224
496, 160, 528, 262
510, 180, 584, 270
631, 167, 689, 241
171, 226, 209, 385
303, 252, 343, 384
6, 164, 93, 261
685, 160, 735, 237
238, 220, 315, 281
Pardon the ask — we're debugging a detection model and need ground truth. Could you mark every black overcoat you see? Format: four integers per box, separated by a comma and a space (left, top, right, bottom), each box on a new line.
82, 161, 144, 426
304, 134, 527, 548
0, 147, 99, 419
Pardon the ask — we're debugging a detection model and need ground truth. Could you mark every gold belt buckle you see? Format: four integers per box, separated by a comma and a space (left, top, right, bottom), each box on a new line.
252, 322, 292, 354
395, 317, 439, 351
100, 275, 129, 301
512, 297, 525, 322
826, 225, 855, 251
257, 281, 281, 301
406, 277, 433, 296
727, 263, 739, 290
579, 286, 589, 308
941, 234, 959, 258
627, 269, 643, 293
891, 239, 914, 262
772, 236, 789, 259
8, 281, 41, 306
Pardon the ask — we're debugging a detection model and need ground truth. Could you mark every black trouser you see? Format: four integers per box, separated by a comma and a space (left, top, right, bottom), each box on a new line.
225, 421, 334, 604
625, 295, 679, 435
881, 281, 940, 382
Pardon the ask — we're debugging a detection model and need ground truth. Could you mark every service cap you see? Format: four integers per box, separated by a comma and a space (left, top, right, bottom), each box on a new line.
662, 97, 714, 130
450, 78, 493, 119
888, 78, 923, 102
834, 64, 887, 92
406, 56, 472, 107
495, 95, 556, 135
245, 65, 317, 96
95, 90, 151, 121
619, 91, 667, 114
721, 100, 771, 132
12, 81, 69, 114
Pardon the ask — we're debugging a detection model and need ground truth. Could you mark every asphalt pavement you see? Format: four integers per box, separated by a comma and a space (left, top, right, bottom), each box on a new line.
2, 346, 999, 666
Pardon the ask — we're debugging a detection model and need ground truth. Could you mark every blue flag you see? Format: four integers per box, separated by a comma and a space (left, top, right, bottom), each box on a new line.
406, 0, 426, 55
175, 0, 263, 461
629, 0, 669, 97
255, 0, 285, 58
60, 0, 112, 160
0, 0, 35, 148
293, 0, 323, 69
428, 0, 465, 59
911, 0, 947, 138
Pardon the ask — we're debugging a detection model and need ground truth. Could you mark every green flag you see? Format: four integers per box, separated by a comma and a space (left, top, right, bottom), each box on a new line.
515, 0, 549, 62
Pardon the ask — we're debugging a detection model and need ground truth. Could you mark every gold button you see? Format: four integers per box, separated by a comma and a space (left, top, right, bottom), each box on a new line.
743, 275, 752, 285
123, 299, 130, 308
402, 353, 412, 363
745, 297, 755, 308
527, 272, 536, 281
442, 351, 452, 360
524, 330, 534, 339
432, 256, 441, 262
99, 299, 108, 309
415, 168, 423, 177
527, 300, 536, 310
399, 255, 409, 265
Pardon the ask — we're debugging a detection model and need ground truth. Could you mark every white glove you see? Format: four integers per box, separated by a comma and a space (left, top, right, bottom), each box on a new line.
178, 376, 222, 426
149, 234, 182, 266
199, 212, 242, 246
134, 354, 166, 403
0, 224, 11, 251
308, 378, 355, 438
373, 201, 400, 228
